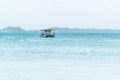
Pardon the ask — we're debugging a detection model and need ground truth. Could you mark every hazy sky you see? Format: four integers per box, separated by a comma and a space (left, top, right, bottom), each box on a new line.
0, 0, 120, 30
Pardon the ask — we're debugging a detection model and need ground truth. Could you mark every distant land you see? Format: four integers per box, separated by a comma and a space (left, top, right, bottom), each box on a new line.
0, 27, 25, 32
1, 26, 120, 33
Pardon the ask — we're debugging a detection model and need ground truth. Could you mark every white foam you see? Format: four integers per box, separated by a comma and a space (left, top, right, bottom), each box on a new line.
0, 60, 120, 80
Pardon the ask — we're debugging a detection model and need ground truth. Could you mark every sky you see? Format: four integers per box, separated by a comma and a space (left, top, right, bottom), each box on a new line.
0, 0, 120, 30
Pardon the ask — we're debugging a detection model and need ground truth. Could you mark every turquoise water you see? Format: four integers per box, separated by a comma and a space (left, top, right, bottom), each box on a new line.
0, 32, 120, 61
1, 32, 120, 80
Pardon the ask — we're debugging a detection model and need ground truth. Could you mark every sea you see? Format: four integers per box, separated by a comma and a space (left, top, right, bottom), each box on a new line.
0, 31, 120, 80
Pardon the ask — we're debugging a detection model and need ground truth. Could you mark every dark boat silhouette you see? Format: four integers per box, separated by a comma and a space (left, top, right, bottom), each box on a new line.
40, 28, 55, 38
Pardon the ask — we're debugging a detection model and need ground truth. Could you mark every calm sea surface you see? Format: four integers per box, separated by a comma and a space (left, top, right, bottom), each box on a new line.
0, 32, 120, 80
0, 32, 120, 61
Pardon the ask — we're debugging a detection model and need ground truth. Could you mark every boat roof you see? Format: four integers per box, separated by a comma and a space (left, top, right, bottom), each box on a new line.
41, 28, 54, 31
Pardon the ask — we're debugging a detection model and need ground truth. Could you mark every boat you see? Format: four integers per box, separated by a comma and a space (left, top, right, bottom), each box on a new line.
40, 28, 55, 38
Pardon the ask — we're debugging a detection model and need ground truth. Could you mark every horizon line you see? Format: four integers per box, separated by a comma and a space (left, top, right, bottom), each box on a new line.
1, 26, 120, 31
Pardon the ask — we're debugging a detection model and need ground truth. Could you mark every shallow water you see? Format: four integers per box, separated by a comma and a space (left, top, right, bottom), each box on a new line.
0, 32, 120, 80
